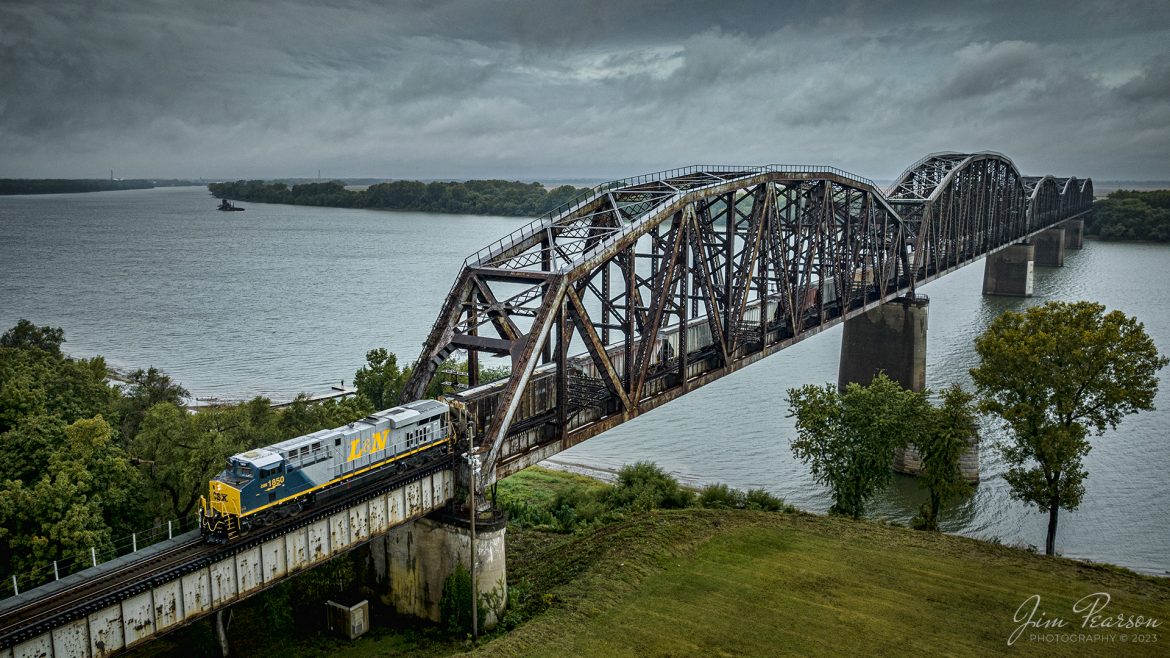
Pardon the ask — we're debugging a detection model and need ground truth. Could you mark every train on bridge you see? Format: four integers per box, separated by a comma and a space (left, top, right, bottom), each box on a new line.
200, 399, 452, 542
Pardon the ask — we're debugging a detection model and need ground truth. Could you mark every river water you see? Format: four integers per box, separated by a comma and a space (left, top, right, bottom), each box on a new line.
2, 186, 1167, 574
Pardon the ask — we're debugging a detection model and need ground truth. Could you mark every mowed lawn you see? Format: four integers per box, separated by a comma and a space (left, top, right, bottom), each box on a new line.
477, 509, 1170, 657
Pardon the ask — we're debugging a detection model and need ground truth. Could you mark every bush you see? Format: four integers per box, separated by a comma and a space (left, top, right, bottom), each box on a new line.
439, 562, 483, 635
744, 488, 790, 512
698, 483, 745, 509
698, 483, 790, 512
607, 462, 694, 511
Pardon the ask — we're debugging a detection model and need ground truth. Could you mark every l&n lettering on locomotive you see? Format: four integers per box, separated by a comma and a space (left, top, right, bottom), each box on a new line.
347, 428, 389, 462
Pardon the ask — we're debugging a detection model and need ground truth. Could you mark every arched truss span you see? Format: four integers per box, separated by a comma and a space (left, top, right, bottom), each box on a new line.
405, 155, 1093, 487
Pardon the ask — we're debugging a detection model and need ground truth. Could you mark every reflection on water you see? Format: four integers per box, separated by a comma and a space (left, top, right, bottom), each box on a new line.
1, 188, 1168, 574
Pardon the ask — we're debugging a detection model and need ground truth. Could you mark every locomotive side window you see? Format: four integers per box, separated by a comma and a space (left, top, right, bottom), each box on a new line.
237, 463, 253, 478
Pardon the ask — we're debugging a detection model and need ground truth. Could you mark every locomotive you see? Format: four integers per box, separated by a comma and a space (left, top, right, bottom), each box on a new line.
200, 399, 451, 543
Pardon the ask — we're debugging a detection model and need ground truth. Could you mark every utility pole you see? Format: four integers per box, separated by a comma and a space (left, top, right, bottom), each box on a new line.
469, 446, 479, 640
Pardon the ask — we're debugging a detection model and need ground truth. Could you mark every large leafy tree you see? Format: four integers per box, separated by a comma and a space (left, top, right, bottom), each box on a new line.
277, 394, 373, 437
971, 301, 1167, 555
353, 348, 408, 409
787, 373, 931, 519
0, 319, 65, 356
0, 415, 66, 483
0, 415, 141, 584
131, 399, 276, 522
0, 344, 119, 434
118, 366, 190, 440
911, 386, 978, 531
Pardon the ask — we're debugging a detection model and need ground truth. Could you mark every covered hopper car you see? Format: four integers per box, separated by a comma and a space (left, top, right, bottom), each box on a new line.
200, 399, 450, 543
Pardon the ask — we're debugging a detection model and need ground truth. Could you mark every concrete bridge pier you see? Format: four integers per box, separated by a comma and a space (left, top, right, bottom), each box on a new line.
1063, 218, 1084, 249
372, 509, 507, 630
1033, 226, 1066, 267
838, 296, 929, 393
982, 243, 1034, 297
838, 296, 979, 482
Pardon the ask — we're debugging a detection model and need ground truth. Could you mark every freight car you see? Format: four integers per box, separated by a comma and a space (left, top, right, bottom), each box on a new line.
199, 399, 450, 543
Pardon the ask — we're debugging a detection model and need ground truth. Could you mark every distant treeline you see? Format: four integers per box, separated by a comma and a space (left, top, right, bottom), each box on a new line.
0, 179, 202, 195
208, 179, 590, 217
1087, 190, 1170, 241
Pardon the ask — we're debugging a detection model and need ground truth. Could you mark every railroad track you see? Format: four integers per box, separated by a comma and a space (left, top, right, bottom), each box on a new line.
0, 453, 455, 649
0, 537, 208, 640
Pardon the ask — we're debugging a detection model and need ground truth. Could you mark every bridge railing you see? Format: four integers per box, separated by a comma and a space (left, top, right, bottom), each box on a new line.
3, 513, 201, 599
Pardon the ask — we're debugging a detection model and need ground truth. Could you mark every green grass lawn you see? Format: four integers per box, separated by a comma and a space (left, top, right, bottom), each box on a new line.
476, 508, 1170, 657
494, 466, 612, 508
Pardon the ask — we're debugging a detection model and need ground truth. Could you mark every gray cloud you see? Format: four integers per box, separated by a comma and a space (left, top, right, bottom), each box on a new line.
1, 0, 1168, 181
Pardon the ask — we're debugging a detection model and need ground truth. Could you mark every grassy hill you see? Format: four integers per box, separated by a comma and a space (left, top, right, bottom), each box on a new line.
301, 467, 1167, 657
475, 507, 1168, 657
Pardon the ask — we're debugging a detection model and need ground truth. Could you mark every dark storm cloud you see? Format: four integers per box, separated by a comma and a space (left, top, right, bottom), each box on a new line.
0, 0, 1167, 180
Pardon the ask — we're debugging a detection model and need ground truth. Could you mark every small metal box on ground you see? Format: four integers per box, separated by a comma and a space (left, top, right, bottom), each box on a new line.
326, 599, 369, 639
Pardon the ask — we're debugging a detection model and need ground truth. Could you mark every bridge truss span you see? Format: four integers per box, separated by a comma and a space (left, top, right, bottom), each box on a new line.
406, 153, 1093, 489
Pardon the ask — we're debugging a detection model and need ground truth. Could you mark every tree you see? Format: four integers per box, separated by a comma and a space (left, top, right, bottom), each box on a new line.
787, 373, 930, 519
0, 415, 140, 583
971, 301, 1167, 555
0, 337, 118, 433
0, 415, 67, 485
1, 319, 65, 356
277, 394, 373, 437
118, 366, 189, 440
131, 401, 263, 521
911, 386, 978, 530
353, 348, 410, 409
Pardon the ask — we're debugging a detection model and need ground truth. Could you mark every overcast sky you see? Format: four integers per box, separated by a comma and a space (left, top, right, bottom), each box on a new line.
1, 0, 1168, 182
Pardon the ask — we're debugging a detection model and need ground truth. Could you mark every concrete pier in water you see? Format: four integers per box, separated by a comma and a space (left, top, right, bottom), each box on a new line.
1063, 218, 1084, 250
1034, 226, 1066, 267
838, 296, 979, 482
982, 243, 1035, 297
838, 296, 929, 393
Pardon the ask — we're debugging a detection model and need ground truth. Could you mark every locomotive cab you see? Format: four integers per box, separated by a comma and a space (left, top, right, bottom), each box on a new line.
201, 449, 288, 542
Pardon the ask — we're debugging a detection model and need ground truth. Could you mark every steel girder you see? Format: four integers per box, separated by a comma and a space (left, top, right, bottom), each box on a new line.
406, 156, 1094, 489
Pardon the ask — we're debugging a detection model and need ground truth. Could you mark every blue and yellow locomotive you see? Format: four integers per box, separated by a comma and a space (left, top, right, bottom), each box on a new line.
200, 399, 450, 542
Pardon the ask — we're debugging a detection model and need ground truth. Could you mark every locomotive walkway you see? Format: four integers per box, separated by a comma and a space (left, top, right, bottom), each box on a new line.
1, 152, 1092, 657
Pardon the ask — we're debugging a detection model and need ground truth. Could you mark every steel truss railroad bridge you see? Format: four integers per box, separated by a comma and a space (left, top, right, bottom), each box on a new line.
407, 151, 1093, 489
1, 152, 1092, 657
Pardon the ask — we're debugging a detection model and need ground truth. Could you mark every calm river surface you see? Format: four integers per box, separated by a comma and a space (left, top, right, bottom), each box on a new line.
2, 186, 1168, 574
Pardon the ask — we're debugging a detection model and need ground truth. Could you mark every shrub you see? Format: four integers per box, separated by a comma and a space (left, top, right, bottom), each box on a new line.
698, 483, 746, 509
744, 488, 790, 512
607, 462, 694, 511
698, 483, 790, 512
439, 562, 483, 635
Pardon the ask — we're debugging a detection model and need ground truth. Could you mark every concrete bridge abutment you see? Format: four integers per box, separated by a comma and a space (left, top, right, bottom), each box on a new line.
1033, 226, 1066, 267
982, 243, 1034, 297
838, 296, 979, 482
372, 508, 507, 630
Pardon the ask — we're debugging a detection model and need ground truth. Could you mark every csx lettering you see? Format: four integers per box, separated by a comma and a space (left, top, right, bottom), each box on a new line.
348, 429, 389, 462
212, 492, 228, 502
261, 476, 285, 491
